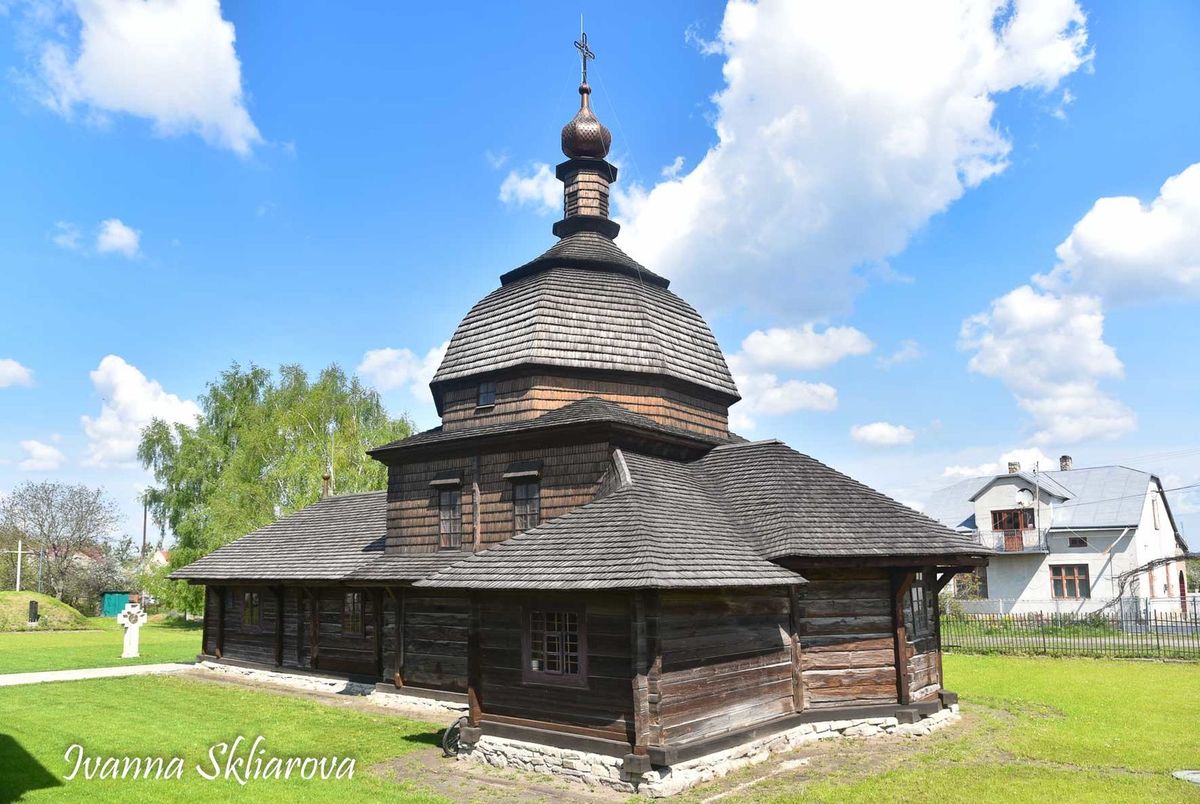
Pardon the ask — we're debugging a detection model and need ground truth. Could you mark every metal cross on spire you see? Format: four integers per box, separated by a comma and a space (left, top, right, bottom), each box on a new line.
575, 30, 595, 84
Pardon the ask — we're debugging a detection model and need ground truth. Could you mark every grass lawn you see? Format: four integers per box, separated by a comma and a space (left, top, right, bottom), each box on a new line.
688, 655, 1200, 802
0, 620, 202, 674
0, 592, 91, 631
0, 674, 448, 802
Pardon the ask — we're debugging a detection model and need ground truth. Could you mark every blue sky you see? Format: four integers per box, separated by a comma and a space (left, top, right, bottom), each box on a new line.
1, 0, 1199, 541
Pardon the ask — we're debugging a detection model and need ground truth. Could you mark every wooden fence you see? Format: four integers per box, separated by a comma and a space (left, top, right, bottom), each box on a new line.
940, 609, 1200, 660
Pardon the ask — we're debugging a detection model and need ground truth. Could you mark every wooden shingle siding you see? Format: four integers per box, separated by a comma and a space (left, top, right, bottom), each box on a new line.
478, 592, 634, 740
796, 568, 898, 709
439, 372, 729, 438
655, 588, 795, 744
387, 442, 610, 552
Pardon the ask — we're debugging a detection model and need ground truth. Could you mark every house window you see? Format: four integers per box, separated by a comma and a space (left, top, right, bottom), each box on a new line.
439, 488, 462, 549
991, 508, 1035, 532
513, 480, 541, 533
904, 573, 934, 639
241, 590, 261, 628
477, 381, 496, 408
1051, 565, 1091, 599
343, 591, 364, 635
1068, 536, 1088, 548
524, 608, 584, 684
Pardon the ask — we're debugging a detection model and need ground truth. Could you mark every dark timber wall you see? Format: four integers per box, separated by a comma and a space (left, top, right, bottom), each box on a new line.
397, 589, 469, 692
655, 587, 795, 745
477, 591, 634, 741
796, 568, 897, 709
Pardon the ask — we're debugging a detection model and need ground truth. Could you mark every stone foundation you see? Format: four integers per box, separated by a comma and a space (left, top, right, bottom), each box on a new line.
195, 661, 467, 717
457, 705, 961, 797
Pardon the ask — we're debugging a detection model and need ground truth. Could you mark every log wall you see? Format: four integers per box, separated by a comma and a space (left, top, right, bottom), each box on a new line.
477, 592, 635, 741
655, 588, 795, 745
386, 442, 611, 552
398, 589, 469, 692
796, 568, 898, 709
906, 572, 942, 702
438, 372, 730, 438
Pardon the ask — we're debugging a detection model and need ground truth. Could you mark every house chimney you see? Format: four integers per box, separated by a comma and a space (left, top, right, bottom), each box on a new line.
321, 472, 331, 498
1059, 455, 1073, 471
1007, 461, 1021, 474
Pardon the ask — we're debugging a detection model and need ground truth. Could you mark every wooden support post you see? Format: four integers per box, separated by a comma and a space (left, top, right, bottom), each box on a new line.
308, 588, 320, 671
394, 586, 406, 687
644, 590, 662, 748
787, 584, 804, 712
466, 592, 483, 727
215, 585, 226, 659
295, 588, 304, 667
631, 591, 650, 752
891, 570, 915, 705
471, 454, 482, 553
273, 586, 284, 667
201, 586, 212, 655
373, 588, 385, 680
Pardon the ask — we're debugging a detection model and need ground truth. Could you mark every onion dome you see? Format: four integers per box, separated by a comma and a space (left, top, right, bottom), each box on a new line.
561, 83, 612, 159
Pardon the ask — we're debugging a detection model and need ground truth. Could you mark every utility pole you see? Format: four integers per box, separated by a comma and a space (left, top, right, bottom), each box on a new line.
142, 498, 148, 557
14, 540, 21, 592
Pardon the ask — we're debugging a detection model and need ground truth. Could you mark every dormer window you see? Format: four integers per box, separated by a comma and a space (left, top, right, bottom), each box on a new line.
477, 381, 496, 408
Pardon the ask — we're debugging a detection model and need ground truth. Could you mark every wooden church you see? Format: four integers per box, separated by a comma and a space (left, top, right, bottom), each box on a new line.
175, 36, 987, 783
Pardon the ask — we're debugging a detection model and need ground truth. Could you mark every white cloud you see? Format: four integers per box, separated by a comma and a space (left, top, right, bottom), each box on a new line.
0, 359, 34, 387
18, 439, 65, 471
95, 217, 140, 257
1036, 162, 1200, 302
499, 163, 560, 215
80, 355, 201, 467
613, 0, 1089, 316
31, 0, 261, 155
727, 353, 837, 432
661, 156, 685, 179
738, 324, 872, 370
959, 286, 1134, 444
52, 221, 82, 250
357, 342, 449, 398
877, 339, 922, 368
942, 447, 1057, 479
851, 421, 915, 447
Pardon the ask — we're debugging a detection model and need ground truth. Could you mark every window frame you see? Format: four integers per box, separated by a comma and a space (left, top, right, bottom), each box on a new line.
903, 572, 934, 640
521, 603, 588, 687
438, 487, 463, 550
476, 381, 497, 409
343, 590, 365, 636
513, 479, 541, 534
991, 507, 1035, 532
241, 589, 262, 630
1050, 564, 1091, 600
1067, 536, 1089, 548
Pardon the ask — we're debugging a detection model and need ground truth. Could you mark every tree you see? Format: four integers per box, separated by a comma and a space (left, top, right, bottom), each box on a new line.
139, 363, 411, 614
0, 481, 122, 604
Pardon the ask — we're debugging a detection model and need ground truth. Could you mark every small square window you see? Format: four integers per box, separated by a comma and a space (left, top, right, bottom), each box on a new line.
524, 606, 585, 684
1068, 536, 1088, 548
477, 381, 496, 408
343, 591, 364, 635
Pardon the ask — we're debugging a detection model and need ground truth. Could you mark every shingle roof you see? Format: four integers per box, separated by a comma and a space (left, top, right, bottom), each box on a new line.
700, 441, 983, 558
926, 465, 1167, 533
967, 470, 1074, 502
416, 451, 806, 590
500, 231, 670, 288
169, 492, 443, 583
371, 396, 726, 454
430, 260, 739, 402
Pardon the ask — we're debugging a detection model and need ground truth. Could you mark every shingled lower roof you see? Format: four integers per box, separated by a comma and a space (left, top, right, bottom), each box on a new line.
430, 263, 740, 402
701, 441, 985, 559
415, 451, 805, 590
169, 492, 454, 583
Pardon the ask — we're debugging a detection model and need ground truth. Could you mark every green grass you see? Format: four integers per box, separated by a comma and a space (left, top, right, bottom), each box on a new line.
0, 592, 90, 631
0, 674, 449, 802
0, 621, 202, 674
695, 655, 1200, 802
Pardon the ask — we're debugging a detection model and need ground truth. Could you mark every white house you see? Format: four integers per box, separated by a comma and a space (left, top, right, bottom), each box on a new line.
925, 456, 1190, 614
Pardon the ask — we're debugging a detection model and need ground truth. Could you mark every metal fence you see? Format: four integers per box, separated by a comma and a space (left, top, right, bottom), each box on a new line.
940, 607, 1200, 660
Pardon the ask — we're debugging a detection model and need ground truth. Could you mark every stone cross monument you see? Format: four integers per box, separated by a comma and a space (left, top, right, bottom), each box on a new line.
119, 601, 148, 658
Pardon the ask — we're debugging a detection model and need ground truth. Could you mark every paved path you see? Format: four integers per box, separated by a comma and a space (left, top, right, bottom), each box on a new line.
0, 662, 194, 687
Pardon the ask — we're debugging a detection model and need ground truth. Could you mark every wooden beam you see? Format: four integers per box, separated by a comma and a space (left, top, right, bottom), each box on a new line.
308, 587, 320, 671
466, 592, 482, 727
201, 586, 212, 656
395, 586, 406, 687
891, 571, 915, 705
273, 586, 284, 667
373, 588, 384, 680
645, 590, 662, 748
787, 584, 804, 712
215, 585, 226, 659
934, 566, 974, 594
631, 591, 650, 752
295, 588, 304, 667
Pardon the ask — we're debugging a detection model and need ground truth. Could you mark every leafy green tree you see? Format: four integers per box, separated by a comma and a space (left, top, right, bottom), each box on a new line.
139, 363, 411, 613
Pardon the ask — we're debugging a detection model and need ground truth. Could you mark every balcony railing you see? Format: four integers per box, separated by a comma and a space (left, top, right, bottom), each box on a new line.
973, 529, 1048, 553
